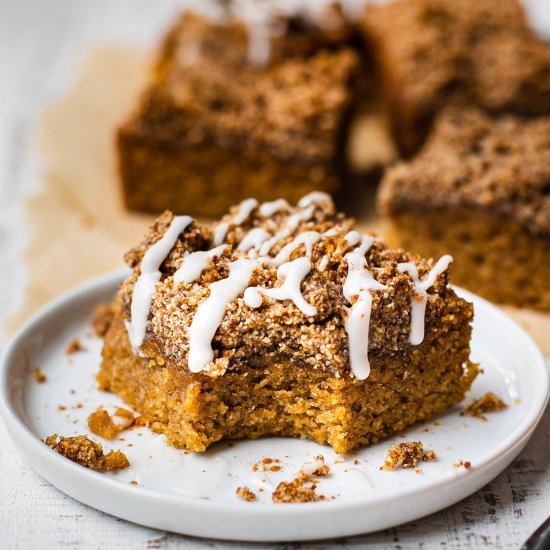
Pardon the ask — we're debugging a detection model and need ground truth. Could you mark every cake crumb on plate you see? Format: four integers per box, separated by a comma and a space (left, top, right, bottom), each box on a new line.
45, 434, 129, 471
236, 486, 257, 502
461, 392, 508, 421
381, 441, 437, 470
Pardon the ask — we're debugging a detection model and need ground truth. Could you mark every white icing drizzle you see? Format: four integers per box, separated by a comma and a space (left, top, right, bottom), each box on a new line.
213, 222, 229, 247
397, 255, 453, 346
213, 198, 259, 247
237, 227, 272, 253
188, 258, 260, 373
297, 191, 333, 211
343, 230, 361, 249
173, 245, 229, 284
342, 242, 386, 380
244, 257, 316, 316
318, 254, 330, 271
322, 228, 338, 237
301, 456, 326, 476
233, 1, 366, 66
258, 198, 290, 217
258, 205, 316, 256
233, 198, 259, 225
127, 216, 193, 350
273, 231, 321, 265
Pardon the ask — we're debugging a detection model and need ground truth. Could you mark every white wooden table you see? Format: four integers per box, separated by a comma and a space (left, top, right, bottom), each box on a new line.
1, 1, 549, 548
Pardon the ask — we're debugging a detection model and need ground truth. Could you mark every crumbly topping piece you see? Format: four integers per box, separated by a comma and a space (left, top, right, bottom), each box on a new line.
45, 434, 129, 471
66, 338, 83, 355
34, 368, 47, 383
422, 450, 437, 462
461, 392, 508, 421
236, 486, 257, 502
88, 407, 136, 440
92, 304, 115, 338
272, 471, 327, 503
381, 441, 436, 470
380, 108, 550, 236
253, 457, 282, 472
302, 455, 330, 477
453, 460, 471, 469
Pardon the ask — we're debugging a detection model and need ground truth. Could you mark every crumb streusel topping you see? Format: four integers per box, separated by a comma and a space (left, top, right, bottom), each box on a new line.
122, 192, 455, 379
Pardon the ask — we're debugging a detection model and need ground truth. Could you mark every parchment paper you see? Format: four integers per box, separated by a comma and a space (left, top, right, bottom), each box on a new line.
9, 46, 550, 355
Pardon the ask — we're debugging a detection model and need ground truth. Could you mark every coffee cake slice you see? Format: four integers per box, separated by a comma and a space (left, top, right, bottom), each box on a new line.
362, 0, 550, 155
98, 192, 476, 454
117, 3, 372, 217
379, 108, 550, 311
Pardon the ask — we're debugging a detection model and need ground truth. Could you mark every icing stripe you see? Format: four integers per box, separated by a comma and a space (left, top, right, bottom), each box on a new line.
398, 255, 453, 345
342, 247, 386, 380
127, 216, 192, 350
188, 258, 259, 373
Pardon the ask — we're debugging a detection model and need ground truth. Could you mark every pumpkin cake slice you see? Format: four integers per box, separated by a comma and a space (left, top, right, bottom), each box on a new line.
98, 192, 477, 454
379, 107, 550, 311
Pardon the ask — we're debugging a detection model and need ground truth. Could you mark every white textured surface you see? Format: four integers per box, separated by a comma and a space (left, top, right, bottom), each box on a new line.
0, 0, 549, 548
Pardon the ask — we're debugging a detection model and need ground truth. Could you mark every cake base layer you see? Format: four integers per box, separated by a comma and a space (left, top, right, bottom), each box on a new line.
117, 130, 339, 217
386, 208, 550, 311
98, 302, 476, 454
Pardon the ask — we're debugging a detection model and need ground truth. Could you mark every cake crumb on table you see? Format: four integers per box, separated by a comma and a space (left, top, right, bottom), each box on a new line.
65, 338, 83, 355
88, 407, 135, 440
33, 368, 47, 383
381, 441, 437, 470
236, 486, 257, 502
45, 434, 129, 471
461, 392, 508, 421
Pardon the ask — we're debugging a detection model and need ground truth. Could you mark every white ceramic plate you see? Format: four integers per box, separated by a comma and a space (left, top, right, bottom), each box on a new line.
1, 270, 548, 542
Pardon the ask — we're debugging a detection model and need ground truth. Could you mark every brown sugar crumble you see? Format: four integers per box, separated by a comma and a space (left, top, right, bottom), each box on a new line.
453, 460, 472, 469
381, 441, 437, 470
461, 392, 508, 421
422, 450, 437, 462
88, 407, 135, 440
91, 303, 115, 338
33, 368, 47, 383
272, 471, 327, 504
45, 434, 129, 471
306, 455, 330, 477
66, 338, 83, 355
236, 486, 257, 502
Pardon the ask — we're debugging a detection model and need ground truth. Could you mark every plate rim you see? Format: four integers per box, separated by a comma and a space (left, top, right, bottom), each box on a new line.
1, 269, 548, 526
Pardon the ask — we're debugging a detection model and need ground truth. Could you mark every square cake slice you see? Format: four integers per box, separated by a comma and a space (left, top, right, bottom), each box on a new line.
379, 108, 550, 311
98, 192, 477, 454
117, 6, 366, 217
362, 0, 550, 155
